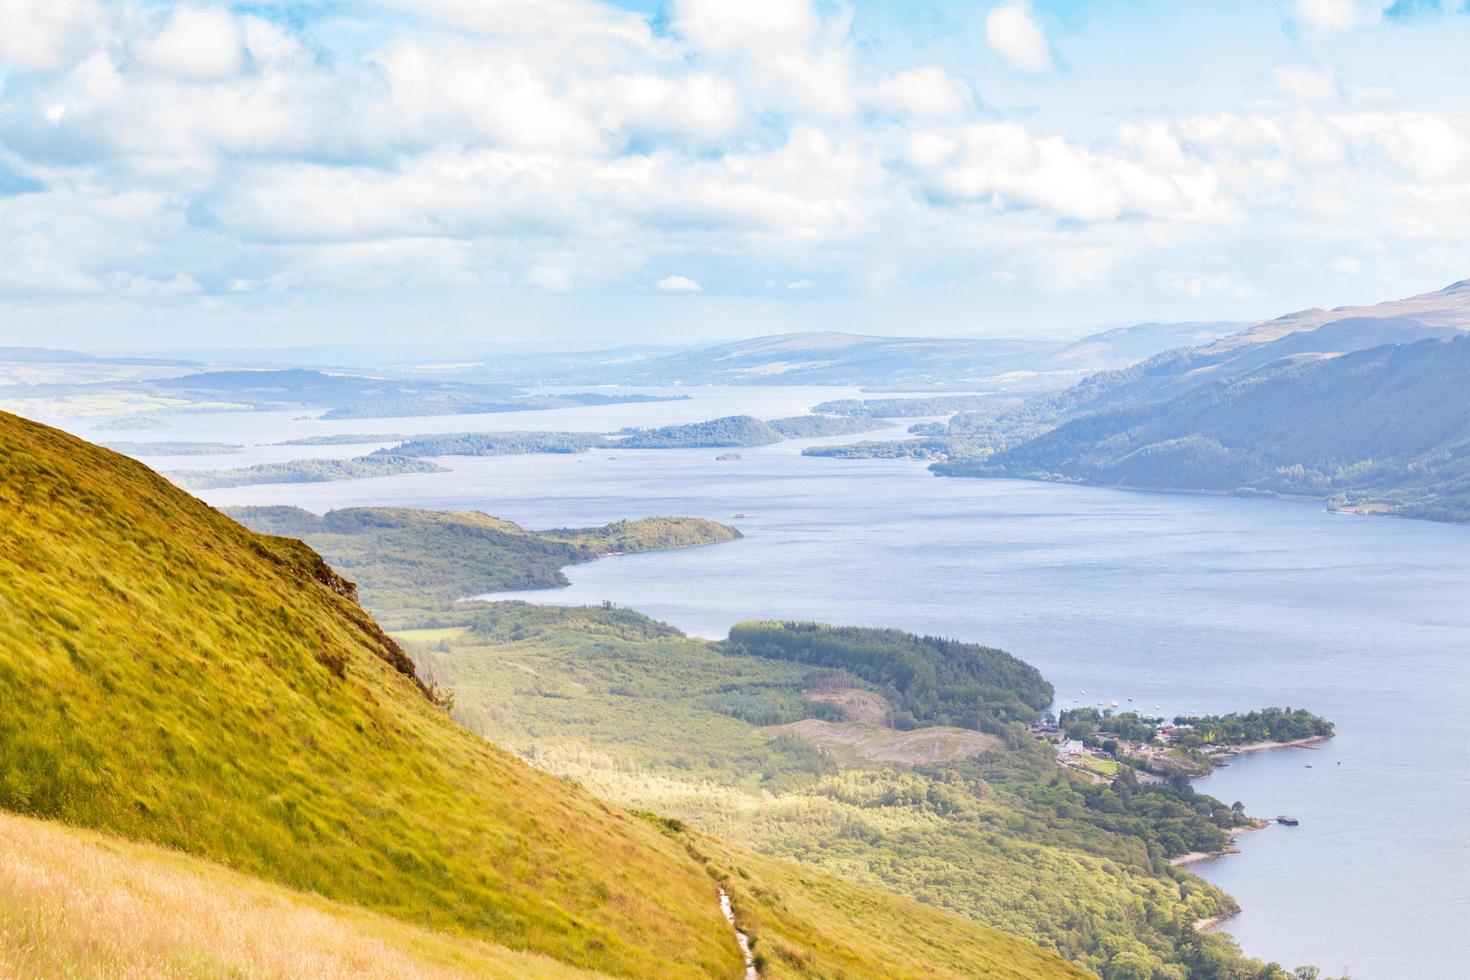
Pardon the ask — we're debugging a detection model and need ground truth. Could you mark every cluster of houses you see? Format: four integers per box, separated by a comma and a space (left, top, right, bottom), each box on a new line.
1028, 719, 1177, 784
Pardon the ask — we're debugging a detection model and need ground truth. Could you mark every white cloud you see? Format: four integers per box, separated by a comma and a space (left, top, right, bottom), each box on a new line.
384, 0, 654, 44
654, 275, 702, 291
133, 6, 245, 80
0, 0, 105, 72
670, 0, 821, 57
670, 0, 856, 116
1289, 0, 1389, 31
1336, 112, 1470, 181
2, 0, 1469, 337
870, 67, 970, 118
985, 1, 1052, 74
1274, 66, 1340, 102
585, 72, 745, 144
906, 122, 1226, 224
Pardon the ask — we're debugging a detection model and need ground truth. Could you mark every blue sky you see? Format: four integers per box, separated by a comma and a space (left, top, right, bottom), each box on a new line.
2, 0, 1469, 350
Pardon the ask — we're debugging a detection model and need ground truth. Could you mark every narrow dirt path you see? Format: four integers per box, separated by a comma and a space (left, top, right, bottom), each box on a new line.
718, 887, 758, 979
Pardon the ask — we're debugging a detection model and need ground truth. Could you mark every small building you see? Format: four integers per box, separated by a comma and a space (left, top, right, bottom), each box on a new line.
1058, 739, 1085, 759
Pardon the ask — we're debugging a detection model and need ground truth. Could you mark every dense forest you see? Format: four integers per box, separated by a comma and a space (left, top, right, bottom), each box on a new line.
766, 414, 890, 438
614, 415, 784, 448
719, 621, 1053, 730
1172, 709, 1334, 747
1060, 708, 1163, 743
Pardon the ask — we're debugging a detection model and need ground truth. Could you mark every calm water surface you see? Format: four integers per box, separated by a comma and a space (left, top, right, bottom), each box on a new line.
66, 390, 1470, 978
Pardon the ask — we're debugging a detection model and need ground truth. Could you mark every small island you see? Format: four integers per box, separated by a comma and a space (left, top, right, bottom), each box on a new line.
175, 454, 446, 489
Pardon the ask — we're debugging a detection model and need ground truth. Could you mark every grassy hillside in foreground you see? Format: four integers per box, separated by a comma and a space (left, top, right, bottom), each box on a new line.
224, 505, 740, 625
0, 411, 1079, 979
0, 811, 595, 980
0, 810, 1079, 980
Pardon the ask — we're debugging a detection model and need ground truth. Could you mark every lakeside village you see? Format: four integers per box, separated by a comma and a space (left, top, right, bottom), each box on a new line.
1031, 705, 1335, 791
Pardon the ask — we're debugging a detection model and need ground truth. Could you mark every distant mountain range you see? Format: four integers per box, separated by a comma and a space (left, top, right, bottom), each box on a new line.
507, 322, 1241, 389
936, 279, 1470, 522
1, 321, 1241, 418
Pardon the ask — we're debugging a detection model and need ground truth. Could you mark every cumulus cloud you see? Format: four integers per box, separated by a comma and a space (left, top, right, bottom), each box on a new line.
869, 67, 970, 118
133, 6, 244, 80
0, 0, 106, 72
985, 1, 1053, 74
670, 0, 856, 116
1290, 0, 1390, 31
1336, 112, 1470, 181
905, 122, 1225, 224
654, 274, 702, 291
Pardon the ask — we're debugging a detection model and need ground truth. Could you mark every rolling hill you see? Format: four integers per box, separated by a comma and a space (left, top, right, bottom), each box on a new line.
0, 410, 1082, 978
224, 505, 741, 624
1010, 279, 1470, 429
940, 336, 1470, 520
575, 323, 1237, 389
927, 280, 1470, 522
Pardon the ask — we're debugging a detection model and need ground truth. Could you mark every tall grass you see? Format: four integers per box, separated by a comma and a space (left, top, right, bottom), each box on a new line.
0, 811, 592, 979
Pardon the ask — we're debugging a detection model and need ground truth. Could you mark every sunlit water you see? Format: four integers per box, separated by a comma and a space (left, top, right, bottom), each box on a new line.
52, 388, 1470, 978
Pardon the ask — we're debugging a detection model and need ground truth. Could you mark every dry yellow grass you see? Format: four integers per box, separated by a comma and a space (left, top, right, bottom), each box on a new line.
0, 812, 598, 980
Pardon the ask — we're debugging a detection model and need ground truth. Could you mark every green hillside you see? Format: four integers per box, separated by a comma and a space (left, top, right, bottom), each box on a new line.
0, 411, 1079, 979
224, 505, 740, 624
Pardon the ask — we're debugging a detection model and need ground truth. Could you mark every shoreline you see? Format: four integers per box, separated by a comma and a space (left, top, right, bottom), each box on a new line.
929, 470, 1469, 529
1171, 848, 1233, 868
1216, 733, 1332, 757
1192, 911, 1238, 933
1167, 736, 1329, 861
1170, 820, 1267, 868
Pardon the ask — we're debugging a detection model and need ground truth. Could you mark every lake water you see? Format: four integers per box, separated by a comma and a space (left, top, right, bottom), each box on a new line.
58, 388, 1470, 978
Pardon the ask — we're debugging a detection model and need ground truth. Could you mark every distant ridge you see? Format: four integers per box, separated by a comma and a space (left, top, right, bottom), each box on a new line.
935, 280, 1470, 523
